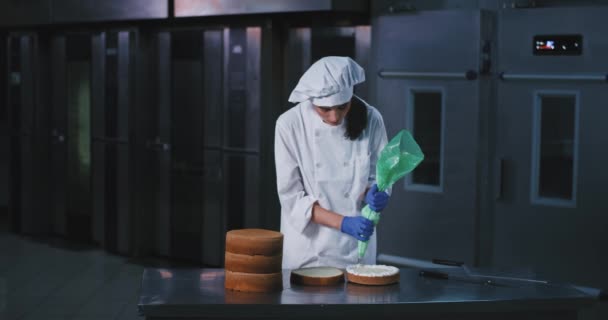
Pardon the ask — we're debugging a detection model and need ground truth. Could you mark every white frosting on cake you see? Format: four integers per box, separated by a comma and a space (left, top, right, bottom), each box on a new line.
346, 264, 399, 277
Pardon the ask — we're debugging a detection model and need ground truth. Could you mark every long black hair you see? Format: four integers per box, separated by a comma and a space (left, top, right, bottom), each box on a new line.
344, 96, 368, 140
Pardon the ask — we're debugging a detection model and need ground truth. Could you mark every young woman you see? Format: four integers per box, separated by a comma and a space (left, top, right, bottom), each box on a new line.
275, 56, 390, 269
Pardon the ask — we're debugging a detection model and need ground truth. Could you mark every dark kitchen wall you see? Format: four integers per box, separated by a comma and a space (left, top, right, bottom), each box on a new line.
0, 0, 371, 266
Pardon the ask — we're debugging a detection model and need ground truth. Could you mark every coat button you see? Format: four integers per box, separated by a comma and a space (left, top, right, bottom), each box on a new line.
343, 161, 349, 166
344, 192, 350, 198
315, 131, 320, 137
316, 163, 321, 168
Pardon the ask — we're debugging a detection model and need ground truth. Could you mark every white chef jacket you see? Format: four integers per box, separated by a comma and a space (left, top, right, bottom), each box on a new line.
274, 98, 388, 270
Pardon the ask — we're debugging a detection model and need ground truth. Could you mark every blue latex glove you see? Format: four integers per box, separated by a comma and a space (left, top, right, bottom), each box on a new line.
365, 184, 389, 212
341, 216, 374, 241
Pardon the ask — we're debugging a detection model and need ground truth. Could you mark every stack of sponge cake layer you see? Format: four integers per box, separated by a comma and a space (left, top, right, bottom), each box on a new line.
224, 229, 283, 293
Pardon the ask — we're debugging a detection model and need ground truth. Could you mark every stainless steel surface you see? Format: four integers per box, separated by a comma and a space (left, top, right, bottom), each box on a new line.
354, 26, 372, 100
203, 30, 224, 148
245, 27, 261, 153
498, 7, 608, 74
138, 268, 594, 318
372, 10, 492, 266
500, 72, 608, 82
0, 1, 51, 26
472, 272, 549, 284
174, 0, 368, 17
378, 70, 472, 80
52, 0, 168, 22
224, 27, 261, 152
494, 7, 608, 291
419, 269, 511, 287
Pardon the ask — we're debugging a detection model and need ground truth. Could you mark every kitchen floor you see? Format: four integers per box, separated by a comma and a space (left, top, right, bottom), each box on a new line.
0, 212, 194, 320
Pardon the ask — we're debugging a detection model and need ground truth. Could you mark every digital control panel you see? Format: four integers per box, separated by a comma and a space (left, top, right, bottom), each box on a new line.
533, 35, 582, 55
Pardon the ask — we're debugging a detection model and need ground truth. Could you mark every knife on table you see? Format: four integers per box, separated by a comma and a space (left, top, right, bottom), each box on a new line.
431, 258, 607, 299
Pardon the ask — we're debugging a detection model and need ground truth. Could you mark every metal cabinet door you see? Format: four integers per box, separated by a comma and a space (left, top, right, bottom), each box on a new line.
91, 30, 136, 255
50, 35, 68, 236
143, 29, 225, 265
373, 11, 493, 265
170, 29, 206, 262
7, 35, 36, 234
0, 34, 6, 216
50, 33, 97, 242
202, 150, 223, 267
494, 8, 608, 286
223, 152, 260, 231
223, 27, 260, 153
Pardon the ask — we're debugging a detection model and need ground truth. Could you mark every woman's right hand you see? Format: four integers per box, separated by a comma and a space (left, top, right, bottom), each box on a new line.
340, 216, 374, 241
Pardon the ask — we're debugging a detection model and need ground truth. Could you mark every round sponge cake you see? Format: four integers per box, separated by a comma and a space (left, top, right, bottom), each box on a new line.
225, 270, 283, 293
224, 251, 282, 274
225, 229, 283, 256
290, 267, 344, 286
346, 264, 400, 285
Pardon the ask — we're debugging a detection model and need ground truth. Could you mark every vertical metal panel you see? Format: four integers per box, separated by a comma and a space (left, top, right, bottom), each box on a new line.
157, 31, 171, 257
91, 33, 106, 139
284, 28, 311, 111
92, 141, 106, 244
65, 50, 92, 242
1, 35, 8, 211
246, 27, 261, 152
373, 11, 483, 265
354, 26, 371, 101
116, 30, 131, 255
224, 28, 247, 150
18, 36, 34, 234
202, 29, 224, 266
0, 34, 5, 125
51, 35, 67, 236
476, 10, 497, 267
203, 30, 223, 148
105, 31, 119, 252
32, 34, 52, 235
18, 138, 34, 234
19, 37, 34, 135
117, 143, 130, 254
224, 153, 260, 230
117, 31, 130, 140
259, 22, 284, 231
170, 29, 205, 262
7, 35, 21, 232
202, 150, 223, 266
91, 32, 106, 246
133, 30, 159, 257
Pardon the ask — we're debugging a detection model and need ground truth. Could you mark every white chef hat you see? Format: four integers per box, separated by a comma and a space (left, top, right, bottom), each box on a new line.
288, 56, 365, 107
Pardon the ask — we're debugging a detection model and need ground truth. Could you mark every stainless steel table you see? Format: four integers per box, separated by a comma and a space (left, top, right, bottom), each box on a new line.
137, 268, 595, 319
